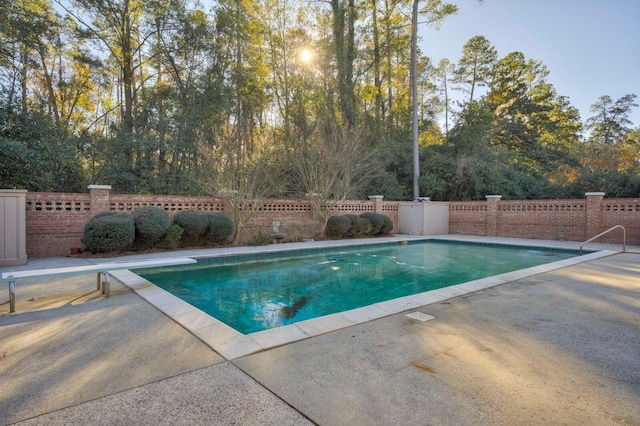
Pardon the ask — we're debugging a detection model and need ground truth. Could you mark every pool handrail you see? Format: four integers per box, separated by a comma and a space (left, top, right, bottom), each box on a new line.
580, 225, 626, 255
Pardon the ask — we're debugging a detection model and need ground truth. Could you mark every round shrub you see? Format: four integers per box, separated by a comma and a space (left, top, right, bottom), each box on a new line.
360, 212, 385, 235
359, 215, 373, 235
82, 211, 135, 253
344, 214, 368, 238
325, 215, 351, 238
132, 207, 170, 247
173, 210, 209, 243
208, 212, 234, 245
163, 224, 184, 248
380, 215, 394, 235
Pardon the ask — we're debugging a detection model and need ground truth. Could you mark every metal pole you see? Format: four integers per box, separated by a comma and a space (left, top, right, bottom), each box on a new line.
104, 272, 110, 298
9, 281, 15, 313
411, 0, 420, 202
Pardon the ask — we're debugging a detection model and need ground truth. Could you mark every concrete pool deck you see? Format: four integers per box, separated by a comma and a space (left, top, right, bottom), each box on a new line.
1, 235, 639, 424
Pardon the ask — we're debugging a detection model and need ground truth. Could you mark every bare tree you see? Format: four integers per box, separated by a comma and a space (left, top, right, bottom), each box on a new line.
198, 126, 281, 245
292, 123, 380, 237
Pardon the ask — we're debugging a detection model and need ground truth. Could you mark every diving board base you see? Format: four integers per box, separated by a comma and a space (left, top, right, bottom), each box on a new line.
2, 257, 197, 313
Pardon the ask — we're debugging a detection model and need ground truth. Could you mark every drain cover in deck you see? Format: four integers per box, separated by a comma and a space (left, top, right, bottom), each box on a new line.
406, 312, 435, 322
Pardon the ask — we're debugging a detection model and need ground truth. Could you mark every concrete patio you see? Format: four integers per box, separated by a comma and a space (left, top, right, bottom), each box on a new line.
1, 236, 639, 425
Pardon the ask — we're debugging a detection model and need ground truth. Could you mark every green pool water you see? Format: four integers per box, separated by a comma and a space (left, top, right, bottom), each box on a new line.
137, 241, 578, 334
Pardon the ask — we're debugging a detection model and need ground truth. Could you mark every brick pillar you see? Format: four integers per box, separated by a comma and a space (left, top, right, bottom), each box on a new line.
486, 195, 502, 236
88, 185, 112, 215
585, 192, 604, 239
369, 195, 384, 214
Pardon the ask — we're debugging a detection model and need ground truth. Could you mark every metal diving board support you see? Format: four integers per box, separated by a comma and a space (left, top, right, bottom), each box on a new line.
2, 257, 197, 313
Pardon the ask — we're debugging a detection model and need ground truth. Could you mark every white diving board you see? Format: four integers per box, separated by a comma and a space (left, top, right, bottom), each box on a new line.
1, 257, 197, 313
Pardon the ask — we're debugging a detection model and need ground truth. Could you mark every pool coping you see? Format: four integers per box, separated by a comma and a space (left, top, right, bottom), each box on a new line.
109, 236, 618, 360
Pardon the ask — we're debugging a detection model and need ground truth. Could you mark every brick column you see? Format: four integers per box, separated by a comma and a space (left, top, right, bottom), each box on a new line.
369, 195, 384, 214
585, 192, 604, 239
486, 195, 502, 236
88, 185, 112, 215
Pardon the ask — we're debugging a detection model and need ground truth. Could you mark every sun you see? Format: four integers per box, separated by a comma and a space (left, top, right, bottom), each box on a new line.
299, 48, 313, 64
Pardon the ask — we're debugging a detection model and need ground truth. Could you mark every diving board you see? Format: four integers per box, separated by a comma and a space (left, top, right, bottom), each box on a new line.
1, 257, 197, 313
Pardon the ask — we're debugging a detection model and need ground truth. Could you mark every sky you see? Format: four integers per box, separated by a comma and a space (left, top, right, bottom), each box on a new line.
419, 0, 640, 130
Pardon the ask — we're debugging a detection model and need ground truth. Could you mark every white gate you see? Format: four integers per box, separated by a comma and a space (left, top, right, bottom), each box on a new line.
0, 190, 27, 266
398, 201, 449, 236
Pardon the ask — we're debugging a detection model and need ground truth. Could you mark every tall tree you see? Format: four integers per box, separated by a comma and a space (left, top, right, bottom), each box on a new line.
434, 57, 455, 138
215, 0, 269, 159
1, 0, 62, 115
330, 0, 358, 127
260, 0, 316, 146
586, 94, 638, 144
453, 35, 497, 104
135, 1, 219, 193
60, 0, 149, 134
580, 94, 638, 187
485, 51, 583, 196
410, 0, 457, 200
446, 101, 505, 200
486, 51, 553, 151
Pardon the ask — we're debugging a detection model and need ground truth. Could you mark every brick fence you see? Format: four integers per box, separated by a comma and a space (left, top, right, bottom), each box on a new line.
25, 186, 398, 257
449, 193, 639, 246
22, 186, 638, 257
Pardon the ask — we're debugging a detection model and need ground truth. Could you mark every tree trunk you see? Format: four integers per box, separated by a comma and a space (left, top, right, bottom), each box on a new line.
371, 0, 382, 125
331, 0, 357, 127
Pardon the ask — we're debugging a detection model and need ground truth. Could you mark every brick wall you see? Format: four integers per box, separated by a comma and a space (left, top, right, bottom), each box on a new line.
25, 187, 398, 257
26, 192, 93, 258
598, 198, 640, 243
495, 198, 588, 241
447, 201, 487, 236
449, 193, 639, 246
23, 186, 637, 257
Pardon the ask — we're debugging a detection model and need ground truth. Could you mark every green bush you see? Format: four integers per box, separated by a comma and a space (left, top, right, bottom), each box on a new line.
359, 215, 373, 235
380, 215, 394, 235
163, 224, 184, 248
325, 215, 351, 238
173, 210, 209, 243
132, 207, 171, 247
208, 212, 234, 245
82, 211, 135, 253
344, 214, 369, 237
248, 231, 272, 246
360, 212, 385, 235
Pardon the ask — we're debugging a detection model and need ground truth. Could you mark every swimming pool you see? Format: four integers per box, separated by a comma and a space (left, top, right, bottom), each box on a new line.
137, 240, 579, 334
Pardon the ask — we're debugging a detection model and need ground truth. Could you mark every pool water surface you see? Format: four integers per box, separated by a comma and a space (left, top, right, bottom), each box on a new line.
138, 241, 578, 334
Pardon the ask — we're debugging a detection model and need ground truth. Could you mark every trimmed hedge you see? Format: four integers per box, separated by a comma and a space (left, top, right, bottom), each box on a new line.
132, 207, 171, 247
82, 211, 135, 253
325, 215, 351, 238
207, 212, 234, 245
174, 210, 209, 243
380, 215, 394, 234
344, 214, 369, 237
324, 213, 393, 239
163, 224, 184, 248
360, 212, 385, 235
